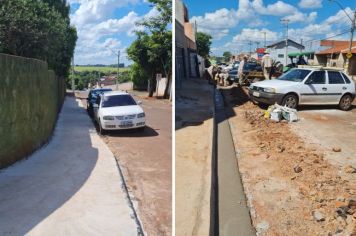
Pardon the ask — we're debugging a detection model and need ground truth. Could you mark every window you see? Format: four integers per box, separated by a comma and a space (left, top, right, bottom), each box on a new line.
277, 69, 311, 82
306, 71, 325, 84
102, 95, 137, 107
341, 72, 351, 84
328, 71, 345, 84
278, 54, 284, 58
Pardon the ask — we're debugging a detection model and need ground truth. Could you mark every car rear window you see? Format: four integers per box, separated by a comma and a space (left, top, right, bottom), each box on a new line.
306, 71, 325, 84
341, 72, 351, 84
328, 71, 345, 84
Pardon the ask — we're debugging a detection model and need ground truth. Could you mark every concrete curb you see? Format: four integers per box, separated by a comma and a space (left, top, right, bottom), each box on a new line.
209, 88, 221, 236
210, 88, 256, 236
113, 155, 145, 236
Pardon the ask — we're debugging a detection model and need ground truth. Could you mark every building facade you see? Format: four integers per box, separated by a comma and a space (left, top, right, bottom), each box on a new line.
175, 0, 199, 89
266, 39, 305, 66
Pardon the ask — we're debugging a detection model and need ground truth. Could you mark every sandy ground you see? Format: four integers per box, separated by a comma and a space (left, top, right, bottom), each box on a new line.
175, 79, 214, 236
223, 86, 356, 236
76, 91, 172, 236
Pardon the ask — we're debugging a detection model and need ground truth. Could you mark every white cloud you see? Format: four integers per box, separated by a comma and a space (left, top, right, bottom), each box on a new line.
232, 28, 278, 42
71, 0, 139, 26
191, 0, 319, 40
191, 8, 240, 40
299, 0, 322, 9
71, 3, 156, 65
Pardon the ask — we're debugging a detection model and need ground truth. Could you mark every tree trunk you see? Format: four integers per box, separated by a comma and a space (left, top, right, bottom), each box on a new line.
148, 77, 154, 97
163, 73, 171, 99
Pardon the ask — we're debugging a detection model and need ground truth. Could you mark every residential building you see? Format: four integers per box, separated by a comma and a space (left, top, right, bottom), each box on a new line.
175, 0, 199, 89
313, 40, 356, 76
266, 39, 305, 66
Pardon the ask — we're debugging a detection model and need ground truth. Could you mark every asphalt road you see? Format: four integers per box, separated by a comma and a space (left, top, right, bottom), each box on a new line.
77, 91, 172, 236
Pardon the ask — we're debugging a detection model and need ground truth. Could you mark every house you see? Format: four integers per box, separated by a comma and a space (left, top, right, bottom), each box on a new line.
313, 40, 356, 76
175, 0, 200, 89
266, 39, 305, 66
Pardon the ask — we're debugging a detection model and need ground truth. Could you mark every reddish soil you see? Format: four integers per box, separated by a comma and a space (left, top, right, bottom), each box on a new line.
224, 86, 356, 236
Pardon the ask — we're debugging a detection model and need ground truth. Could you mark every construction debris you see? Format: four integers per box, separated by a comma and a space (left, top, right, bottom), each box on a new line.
264, 103, 299, 122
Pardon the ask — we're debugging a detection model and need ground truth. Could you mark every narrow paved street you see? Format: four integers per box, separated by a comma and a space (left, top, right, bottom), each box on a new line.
0, 96, 138, 236
77, 91, 172, 236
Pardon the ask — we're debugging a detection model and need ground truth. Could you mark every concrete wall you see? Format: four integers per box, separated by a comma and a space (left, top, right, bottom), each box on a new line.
0, 53, 65, 168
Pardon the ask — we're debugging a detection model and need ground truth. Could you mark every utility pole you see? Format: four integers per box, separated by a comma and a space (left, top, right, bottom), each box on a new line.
263, 31, 267, 48
328, 0, 355, 74
248, 41, 252, 57
281, 19, 290, 66
300, 38, 303, 53
71, 56, 75, 92
117, 50, 120, 90
347, 8, 356, 73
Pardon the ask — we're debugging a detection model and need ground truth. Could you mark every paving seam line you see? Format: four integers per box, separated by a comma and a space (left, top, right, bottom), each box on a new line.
113, 155, 145, 236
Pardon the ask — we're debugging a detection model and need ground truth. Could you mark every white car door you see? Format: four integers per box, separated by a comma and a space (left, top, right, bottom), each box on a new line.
299, 70, 328, 104
327, 71, 346, 104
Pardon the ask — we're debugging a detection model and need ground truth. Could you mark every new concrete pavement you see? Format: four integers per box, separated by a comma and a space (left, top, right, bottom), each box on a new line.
0, 96, 138, 236
215, 89, 255, 236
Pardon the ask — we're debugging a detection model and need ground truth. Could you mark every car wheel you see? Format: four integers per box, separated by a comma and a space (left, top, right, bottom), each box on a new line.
339, 94, 353, 111
99, 121, 107, 135
282, 94, 298, 109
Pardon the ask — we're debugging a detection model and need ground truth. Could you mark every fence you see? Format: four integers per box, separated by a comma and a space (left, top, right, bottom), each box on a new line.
0, 53, 65, 168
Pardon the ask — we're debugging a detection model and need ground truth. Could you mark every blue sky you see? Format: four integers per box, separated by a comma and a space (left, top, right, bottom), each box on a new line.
184, 0, 354, 56
68, 0, 158, 65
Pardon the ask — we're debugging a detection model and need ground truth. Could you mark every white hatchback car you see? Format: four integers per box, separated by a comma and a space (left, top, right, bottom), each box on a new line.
249, 66, 355, 110
93, 91, 145, 134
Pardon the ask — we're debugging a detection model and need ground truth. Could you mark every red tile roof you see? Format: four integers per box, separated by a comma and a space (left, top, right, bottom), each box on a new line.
316, 40, 356, 55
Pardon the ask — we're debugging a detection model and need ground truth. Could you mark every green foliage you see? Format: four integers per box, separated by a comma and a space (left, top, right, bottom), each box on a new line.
223, 51, 232, 63
0, 0, 77, 78
196, 32, 212, 58
67, 68, 132, 90
127, 0, 171, 96
130, 63, 148, 90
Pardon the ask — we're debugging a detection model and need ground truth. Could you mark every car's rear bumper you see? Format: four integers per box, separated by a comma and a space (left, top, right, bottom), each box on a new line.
249, 89, 284, 105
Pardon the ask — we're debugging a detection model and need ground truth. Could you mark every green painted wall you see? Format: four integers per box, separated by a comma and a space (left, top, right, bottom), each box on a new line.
0, 53, 65, 168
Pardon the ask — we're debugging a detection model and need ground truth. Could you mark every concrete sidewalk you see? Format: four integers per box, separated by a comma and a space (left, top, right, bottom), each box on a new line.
0, 97, 137, 236
175, 78, 214, 236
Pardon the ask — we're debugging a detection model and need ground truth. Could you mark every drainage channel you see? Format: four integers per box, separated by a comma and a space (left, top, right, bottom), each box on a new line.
210, 88, 255, 236
114, 155, 145, 236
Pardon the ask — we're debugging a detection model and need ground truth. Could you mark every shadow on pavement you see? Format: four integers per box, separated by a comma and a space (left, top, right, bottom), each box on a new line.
103, 126, 159, 138
0, 97, 98, 236
298, 104, 356, 111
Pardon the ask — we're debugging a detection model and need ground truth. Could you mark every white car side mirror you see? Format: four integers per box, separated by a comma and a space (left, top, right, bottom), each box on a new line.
137, 101, 142, 105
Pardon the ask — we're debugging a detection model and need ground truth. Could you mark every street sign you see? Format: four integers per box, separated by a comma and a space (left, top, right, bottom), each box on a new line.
346, 52, 353, 59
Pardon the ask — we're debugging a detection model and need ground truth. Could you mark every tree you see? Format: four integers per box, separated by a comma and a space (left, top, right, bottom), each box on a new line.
0, 0, 77, 78
196, 32, 212, 58
127, 0, 172, 98
223, 51, 232, 63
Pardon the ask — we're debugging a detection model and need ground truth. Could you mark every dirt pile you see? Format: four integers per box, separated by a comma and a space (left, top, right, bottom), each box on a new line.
224, 87, 356, 236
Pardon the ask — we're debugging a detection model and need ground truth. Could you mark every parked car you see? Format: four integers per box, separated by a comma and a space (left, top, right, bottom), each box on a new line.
249, 66, 355, 110
86, 88, 112, 116
93, 91, 146, 134
227, 62, 262, 84
227, 69, 238, 84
